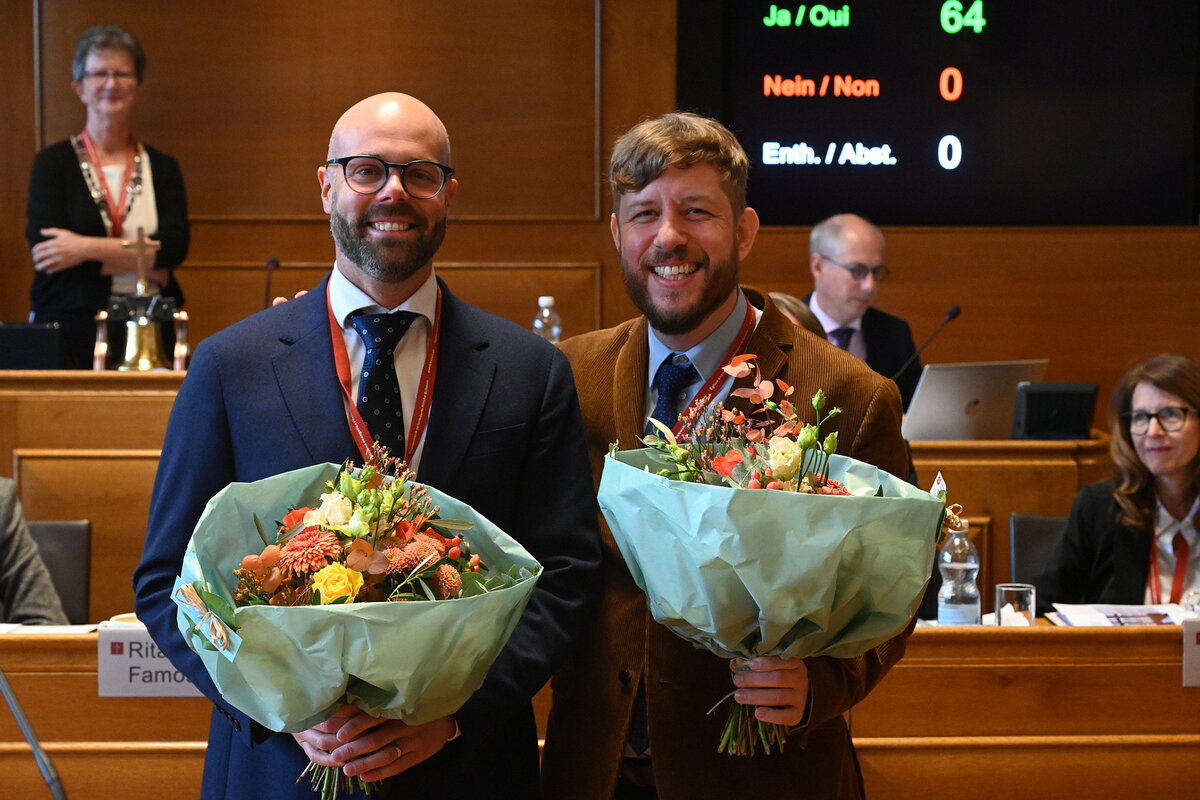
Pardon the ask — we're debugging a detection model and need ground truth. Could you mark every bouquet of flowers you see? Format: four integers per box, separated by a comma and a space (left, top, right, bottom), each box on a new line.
172, 446, 540, 798
598, 357, 944, 755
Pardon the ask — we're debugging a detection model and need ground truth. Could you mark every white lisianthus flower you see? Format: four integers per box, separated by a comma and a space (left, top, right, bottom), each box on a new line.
310, 491, 354, 527
346, 507, 373, 538
767, 436, 803, 481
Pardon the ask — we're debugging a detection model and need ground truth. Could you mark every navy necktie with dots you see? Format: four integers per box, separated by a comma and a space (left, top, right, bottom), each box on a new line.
349, 310, 418, 459
646, 355, 699, 435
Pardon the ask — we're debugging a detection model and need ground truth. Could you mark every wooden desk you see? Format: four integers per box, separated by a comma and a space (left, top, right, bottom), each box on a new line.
911, 434, 1111, 599
5, 627, 1194, 799
0, 371, 179, 621
0, 633, 209, 799
854, 625, 1200, 798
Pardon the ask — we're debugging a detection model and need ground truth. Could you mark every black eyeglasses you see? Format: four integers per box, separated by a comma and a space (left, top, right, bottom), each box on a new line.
819, 254, 891, 282
82, 70, 137, 84
1124, 406, 1194, 434
325, 155, 455, 199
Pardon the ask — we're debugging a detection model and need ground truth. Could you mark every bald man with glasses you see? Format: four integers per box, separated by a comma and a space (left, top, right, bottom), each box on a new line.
806, 213, 921, 410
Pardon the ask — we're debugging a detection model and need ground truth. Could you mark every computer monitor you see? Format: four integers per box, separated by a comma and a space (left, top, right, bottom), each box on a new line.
0, 322, 66, 369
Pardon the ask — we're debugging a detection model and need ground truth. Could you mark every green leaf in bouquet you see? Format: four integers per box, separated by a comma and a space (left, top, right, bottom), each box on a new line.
427, 517, 473, 534
185, 626, 219, 652
197, 584, 239, 632
252, 513, 272, 548
418, 580, 437, 602
458, 571, 489, 597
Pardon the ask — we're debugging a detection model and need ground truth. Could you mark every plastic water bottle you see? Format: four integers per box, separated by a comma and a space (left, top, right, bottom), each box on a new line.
936, 523, 981, 625
532, 296, 563, 344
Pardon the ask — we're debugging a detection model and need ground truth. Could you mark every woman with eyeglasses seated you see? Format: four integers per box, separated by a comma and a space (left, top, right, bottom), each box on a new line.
1035, 353, 1200, 612
25, 25, 188, 369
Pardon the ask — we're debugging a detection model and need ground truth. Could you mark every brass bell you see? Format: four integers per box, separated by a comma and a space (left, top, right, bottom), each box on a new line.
116, 311, 171, 371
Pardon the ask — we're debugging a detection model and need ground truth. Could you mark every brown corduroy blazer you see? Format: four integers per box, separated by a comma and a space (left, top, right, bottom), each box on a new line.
542, 290, 912, 800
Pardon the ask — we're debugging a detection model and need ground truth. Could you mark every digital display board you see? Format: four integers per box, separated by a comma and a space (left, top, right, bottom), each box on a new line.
678, 1, 1199, 225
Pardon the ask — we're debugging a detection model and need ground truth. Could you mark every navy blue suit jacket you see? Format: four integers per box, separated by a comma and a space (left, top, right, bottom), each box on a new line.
861, 306, 920, 412
133, 275, 601, 799
803, 296, 920, 411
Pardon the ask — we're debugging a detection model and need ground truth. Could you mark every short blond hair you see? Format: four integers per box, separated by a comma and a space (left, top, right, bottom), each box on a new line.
609, 112, 749, 212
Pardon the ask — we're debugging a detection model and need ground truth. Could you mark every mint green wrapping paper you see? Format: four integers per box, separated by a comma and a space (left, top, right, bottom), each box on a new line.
598, 450, 942, 660
175, 463, 540, 733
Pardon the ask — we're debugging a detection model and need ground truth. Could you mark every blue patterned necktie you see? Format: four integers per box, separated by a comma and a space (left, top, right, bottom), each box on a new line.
349, 310, 418, 459
647, 355, 699, 435
829, 326, 855, 350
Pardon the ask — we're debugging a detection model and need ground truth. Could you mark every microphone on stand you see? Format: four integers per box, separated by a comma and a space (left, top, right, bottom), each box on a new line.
891, 304, 961, 382
0, 665, 67, 800
262, 257, 281, 310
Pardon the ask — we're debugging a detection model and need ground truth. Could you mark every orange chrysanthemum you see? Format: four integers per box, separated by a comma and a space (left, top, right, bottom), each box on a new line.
277, 527, 341, 575
432, 564, 462, 599
383, 546, 418, 575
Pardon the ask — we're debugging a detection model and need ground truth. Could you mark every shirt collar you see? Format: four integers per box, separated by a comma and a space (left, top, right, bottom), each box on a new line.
328, 264, 438, 327
646, 288, 754, 385
808, 294, 861, 335
1154, 493, 1200, 544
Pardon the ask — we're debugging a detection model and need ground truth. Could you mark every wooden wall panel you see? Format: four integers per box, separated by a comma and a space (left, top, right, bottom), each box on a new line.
35, 0, 600, 220
0, 0, 1195, 457
16, 449, 162, 622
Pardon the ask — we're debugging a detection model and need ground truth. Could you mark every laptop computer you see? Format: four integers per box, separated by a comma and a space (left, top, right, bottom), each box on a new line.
0, 322, 66, 369
902, 360, 1049, 441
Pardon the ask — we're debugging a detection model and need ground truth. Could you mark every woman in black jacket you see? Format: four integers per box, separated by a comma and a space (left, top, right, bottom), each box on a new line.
26, 25, 188, 368
1035, 354, 1200, 611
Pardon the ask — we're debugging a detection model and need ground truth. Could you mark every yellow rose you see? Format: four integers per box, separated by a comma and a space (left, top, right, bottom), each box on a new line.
311, 562, 364, 604
767, 436, 803, 481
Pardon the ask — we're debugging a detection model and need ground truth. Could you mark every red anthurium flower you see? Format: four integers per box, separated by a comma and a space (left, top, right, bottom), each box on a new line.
281, 507, 314, 531
712, 449, 744, 476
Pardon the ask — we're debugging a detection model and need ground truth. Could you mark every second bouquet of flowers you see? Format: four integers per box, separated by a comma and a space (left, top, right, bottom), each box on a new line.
170, 448, 540, 795
597, 357, 944, 755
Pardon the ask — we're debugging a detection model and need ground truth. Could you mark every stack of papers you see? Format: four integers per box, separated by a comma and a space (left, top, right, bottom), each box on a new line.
1050, 603, 1191, 626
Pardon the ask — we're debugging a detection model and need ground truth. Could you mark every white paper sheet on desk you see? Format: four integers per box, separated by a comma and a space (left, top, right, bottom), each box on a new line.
1052, 603, 1188, 626
0, 623, 99, 634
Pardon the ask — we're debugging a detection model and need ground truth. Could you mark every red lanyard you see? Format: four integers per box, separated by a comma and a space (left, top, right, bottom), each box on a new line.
1147, 532, 1189, 605
669, 296, 757, 437
80, 129, 135, 237
327, 281, 441, 465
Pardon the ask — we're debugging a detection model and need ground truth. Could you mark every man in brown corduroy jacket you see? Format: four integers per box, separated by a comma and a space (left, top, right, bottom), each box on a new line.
541, 112, 913, 800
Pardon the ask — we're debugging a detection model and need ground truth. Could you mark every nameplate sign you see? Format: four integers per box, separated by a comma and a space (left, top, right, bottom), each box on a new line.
97, 620, 203, 697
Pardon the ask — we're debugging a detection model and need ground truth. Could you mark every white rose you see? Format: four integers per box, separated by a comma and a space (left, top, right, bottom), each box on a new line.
315, 491, 354, 527
767, 436, 803, 481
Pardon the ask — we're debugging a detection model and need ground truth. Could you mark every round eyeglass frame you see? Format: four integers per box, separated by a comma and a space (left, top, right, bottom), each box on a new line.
1124, 406, 1194, 434
325, 155, 455, 199
818, 253, 891, 282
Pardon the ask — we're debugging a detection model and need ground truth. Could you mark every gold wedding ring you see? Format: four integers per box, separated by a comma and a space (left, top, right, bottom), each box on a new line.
392, 742, 403, 760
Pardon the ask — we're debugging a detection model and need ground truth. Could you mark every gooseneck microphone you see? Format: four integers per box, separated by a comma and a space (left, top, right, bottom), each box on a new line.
890, 304, 961, 381
262, 257, 281, 310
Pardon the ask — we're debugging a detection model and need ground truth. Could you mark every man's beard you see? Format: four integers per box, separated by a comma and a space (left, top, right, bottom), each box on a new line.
330, 205, 446, 284
620, 244, 740, 336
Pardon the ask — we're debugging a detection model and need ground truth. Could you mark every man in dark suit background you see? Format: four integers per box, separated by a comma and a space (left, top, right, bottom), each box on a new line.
133, 92, 601, 799
806, 213, 921, 410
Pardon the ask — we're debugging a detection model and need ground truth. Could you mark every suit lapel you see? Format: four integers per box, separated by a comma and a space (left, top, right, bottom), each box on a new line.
417, 283, 494, 487
613, 318, 650, 447
271, 276, 358, 464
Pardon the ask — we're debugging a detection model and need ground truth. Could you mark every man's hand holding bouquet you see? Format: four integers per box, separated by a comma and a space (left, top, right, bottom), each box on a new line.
172, 444, 540, 798
598, 356, 944, 755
